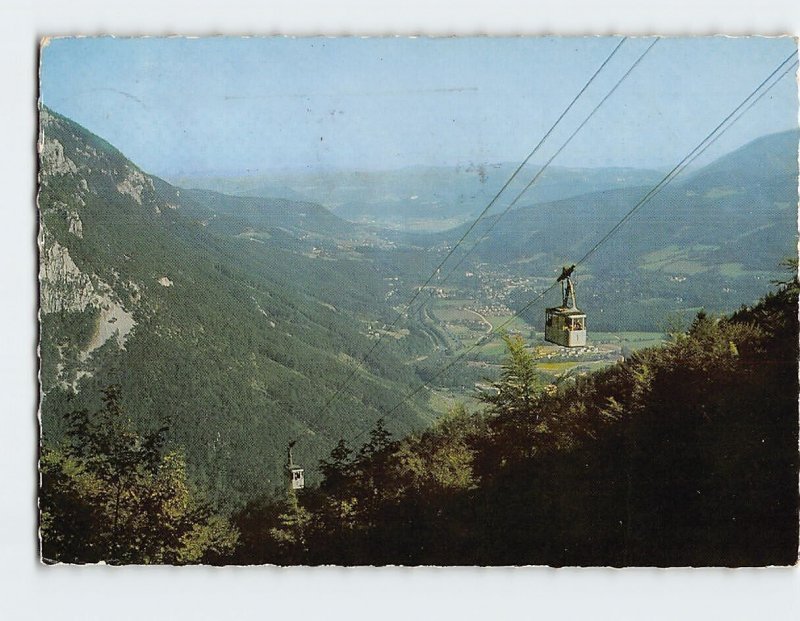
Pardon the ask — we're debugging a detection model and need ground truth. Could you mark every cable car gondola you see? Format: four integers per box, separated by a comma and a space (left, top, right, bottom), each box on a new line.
286, 440, 305, 490
544, 265, 587, 348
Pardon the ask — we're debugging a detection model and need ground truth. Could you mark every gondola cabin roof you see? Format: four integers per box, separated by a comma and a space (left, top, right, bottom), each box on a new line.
546, 306, 586, 317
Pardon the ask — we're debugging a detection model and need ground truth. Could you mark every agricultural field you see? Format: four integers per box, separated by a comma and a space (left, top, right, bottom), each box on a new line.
420, 294, 667, 382
639, 244, 719, 275
589, 331, 667, 351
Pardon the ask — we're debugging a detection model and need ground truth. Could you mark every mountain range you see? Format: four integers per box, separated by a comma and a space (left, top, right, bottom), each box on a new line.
171, 163, 666, 231
38, 106, 798, 508
409, 129, 799, 331
38, 108, 439, 508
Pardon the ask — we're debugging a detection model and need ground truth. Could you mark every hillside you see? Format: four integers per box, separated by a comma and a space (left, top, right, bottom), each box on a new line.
37, 108, 440, 508
683, 129, 800, 187
230, 277, 799, 566
419, 130, 799, 331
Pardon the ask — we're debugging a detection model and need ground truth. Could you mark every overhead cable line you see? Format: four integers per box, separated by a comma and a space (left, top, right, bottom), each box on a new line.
307, 38, 630, 428
671, 57, 798, 181
573, 49, 798, 269
349, 49, 798, 443
630, 56, 799, 216
435, 38, 660, 286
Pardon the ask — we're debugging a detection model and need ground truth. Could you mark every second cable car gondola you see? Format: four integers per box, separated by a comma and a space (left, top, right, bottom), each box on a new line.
544, 264, 587, 348
286, 440, 305, 490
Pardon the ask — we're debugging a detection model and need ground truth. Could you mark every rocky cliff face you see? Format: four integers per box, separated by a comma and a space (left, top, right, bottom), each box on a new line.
39, 127, 77, 176
38, 108, 140, 388
39, 234, 95, 314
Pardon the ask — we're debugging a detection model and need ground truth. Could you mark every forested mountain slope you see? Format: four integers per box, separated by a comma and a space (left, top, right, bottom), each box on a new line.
235, 276, 799, 566
37, 108, 437, 507
37, 106, 798, 565
426, 130, 799, 330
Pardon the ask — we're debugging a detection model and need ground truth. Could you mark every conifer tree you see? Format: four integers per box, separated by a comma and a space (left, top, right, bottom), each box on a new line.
479, 332, 544, 419
39, 386, 239, 564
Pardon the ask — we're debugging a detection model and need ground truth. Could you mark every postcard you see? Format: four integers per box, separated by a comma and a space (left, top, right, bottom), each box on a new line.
37, 36, 799, 566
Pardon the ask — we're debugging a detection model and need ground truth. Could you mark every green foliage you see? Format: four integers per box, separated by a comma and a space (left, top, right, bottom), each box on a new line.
38, 109, 440, 508
39, 306, 100, 393
231, 279, 798, 566
474, 332, 554, 462
319, 439, 355, 496
39, 386, 239, 564
478, 332, 544, 417
394, 405, 483, 494
267, 488, 312, 563
177, 515, 242, 564
770, 256, 799, 296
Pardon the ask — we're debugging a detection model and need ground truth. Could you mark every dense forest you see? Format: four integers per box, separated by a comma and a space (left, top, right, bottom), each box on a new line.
41, 272, 799, 565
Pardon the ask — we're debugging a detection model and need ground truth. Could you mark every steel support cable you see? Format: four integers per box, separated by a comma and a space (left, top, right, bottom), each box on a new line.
633, 57, 799, 219
306, 38, 630, 428
574, 49, 798, 269
436, 38, 660, 287
354, 50, 798, 442
673, 58, 798, 180
374, 282, 560, 425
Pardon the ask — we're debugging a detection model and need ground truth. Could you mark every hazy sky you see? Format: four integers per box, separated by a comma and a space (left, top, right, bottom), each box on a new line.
40, 36, 798, 177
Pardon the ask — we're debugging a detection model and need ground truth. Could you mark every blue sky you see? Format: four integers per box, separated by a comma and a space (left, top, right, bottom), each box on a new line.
40, 36, 798, 177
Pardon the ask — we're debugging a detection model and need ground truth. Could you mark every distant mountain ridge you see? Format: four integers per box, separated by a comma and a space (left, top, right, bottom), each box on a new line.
172, 131, 798, 237
683, 129, 800, 188
172, 163, 666, 231
435, 129, 799, 330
